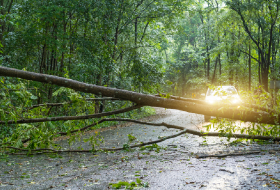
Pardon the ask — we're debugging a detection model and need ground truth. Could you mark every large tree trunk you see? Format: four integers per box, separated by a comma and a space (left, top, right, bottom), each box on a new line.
0, 66, 279, 125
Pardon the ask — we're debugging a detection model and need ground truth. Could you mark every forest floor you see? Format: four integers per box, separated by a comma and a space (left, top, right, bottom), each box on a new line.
1, 108, 280, 190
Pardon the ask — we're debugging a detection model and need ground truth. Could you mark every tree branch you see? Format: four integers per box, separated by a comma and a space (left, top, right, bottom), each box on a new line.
196, 150, 261, 158
3, 118, 280, 155
140, 21, 150, 43
56, 118, 280, 142
228, 2, 265, 62
239, 49, 260, 63
0, 104, 142, 125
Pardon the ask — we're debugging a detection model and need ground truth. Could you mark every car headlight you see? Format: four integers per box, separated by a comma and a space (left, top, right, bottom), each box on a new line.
206, 97, 217, 104
231, 98, 240, 104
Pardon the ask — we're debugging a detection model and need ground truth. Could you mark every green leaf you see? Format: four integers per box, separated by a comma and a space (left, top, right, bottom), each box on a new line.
136, 178, 142, 184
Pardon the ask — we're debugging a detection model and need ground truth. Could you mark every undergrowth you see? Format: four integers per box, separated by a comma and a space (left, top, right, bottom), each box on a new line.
0, 80, 156, 154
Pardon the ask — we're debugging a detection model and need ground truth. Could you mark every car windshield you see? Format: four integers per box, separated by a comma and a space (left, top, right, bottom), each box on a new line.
207, 86, 238, 96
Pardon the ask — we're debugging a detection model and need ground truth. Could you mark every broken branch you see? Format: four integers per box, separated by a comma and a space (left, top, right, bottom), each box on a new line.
0, 105, 142, 125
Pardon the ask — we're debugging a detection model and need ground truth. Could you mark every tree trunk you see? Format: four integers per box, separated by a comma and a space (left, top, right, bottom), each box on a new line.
248, 42, 251, 91
218, 54, 221, 76
212, 57, 218, 84
207, 48, 210, 81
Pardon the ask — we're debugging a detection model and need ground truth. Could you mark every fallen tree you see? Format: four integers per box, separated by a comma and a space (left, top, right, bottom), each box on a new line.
0, 66, 279, 125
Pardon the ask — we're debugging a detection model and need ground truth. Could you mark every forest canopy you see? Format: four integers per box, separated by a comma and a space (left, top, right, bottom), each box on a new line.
1, 0, 280, 93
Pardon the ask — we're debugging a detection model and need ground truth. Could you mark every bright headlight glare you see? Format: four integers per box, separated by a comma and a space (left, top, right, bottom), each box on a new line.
206, 97, 216, 104
231, 99, 240, 104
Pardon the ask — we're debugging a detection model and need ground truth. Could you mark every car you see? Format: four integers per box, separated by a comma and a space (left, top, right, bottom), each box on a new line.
202, 86, 242, 121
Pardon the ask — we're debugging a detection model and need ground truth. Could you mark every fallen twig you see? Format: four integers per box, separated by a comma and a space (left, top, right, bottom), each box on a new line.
219, 169, 234, 174
196, 150, 261, 158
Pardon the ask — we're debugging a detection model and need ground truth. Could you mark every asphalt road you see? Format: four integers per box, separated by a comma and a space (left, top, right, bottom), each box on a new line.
0, 108, 280, 190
